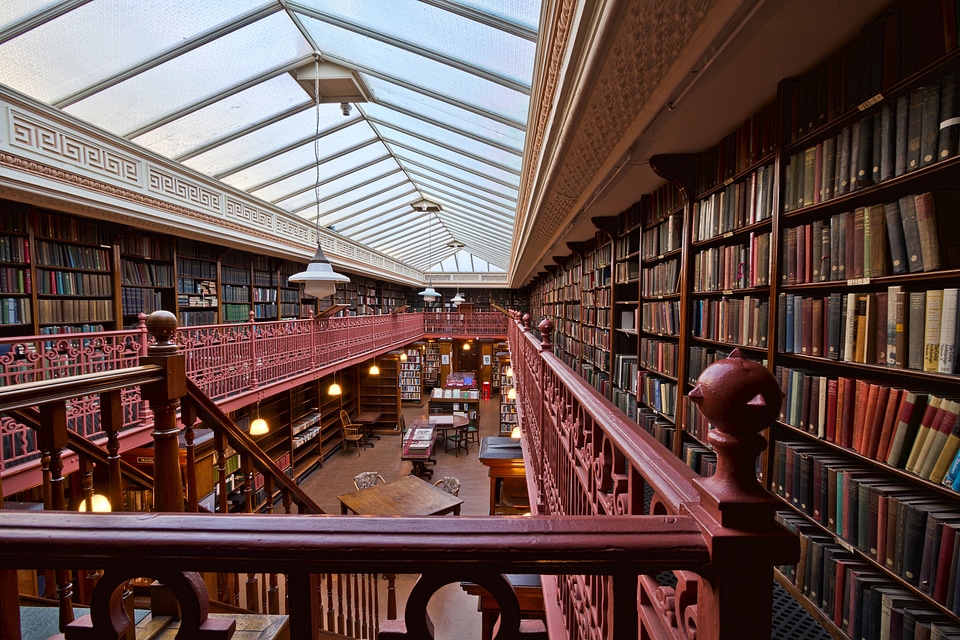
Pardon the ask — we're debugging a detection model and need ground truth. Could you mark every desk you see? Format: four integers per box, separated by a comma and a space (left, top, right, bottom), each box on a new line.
479, 437, 528, 515
337, 475, 462, 516
461, 575, 545, 640
428, 395, 480, 422
354, 411, 382, 444
401, 423, 437, 478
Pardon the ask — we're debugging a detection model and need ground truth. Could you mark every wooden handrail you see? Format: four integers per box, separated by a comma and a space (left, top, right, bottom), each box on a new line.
184, 378, 325, 515
9, 408, 155, 492
0, 365, 163, 413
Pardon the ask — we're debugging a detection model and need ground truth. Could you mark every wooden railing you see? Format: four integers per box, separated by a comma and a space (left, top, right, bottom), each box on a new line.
0, 309, 796, 639
0, 312, 500, 481
506, 310, 799, 639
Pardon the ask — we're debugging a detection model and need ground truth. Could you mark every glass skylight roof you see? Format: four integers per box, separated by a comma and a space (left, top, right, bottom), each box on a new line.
0, 0, 541, 274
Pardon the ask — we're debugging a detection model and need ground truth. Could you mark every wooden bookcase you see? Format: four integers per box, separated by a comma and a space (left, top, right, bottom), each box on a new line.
528, 3, 960, 634
358, 356, 401, 432
399, 347, 423, 403
252, 255, 279, 321
119, 229, 175, 329
176, 238, 219, 327
220, 249, 252, 324
33, 209, 117, 334
0, 202, 33, 335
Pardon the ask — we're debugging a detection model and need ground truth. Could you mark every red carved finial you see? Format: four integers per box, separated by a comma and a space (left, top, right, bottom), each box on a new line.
688, 349, 783, 527
521, 313, 531, 331
537, 317, 554, 352
146, 310, 179, 355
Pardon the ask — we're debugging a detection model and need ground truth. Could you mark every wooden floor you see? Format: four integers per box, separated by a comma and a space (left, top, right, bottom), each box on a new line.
297, 392, 506, 639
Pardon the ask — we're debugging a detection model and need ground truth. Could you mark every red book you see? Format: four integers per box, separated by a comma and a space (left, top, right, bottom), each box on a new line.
797, 223, 807, 284
852, 380, 872, 452
812, 297, 824, 357
885, 392, 927, 467
826, 378, 839, 442
873, 388, 903, 461
805, 223, 814, 282
861, 384, 890, 459
933, 522, 960, 604
801, 297, 814, 355
839, 377, 857, 449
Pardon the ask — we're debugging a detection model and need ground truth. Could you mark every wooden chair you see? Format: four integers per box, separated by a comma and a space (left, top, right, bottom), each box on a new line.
340, 409, 365, 456
433, 476, 461, 497
354, 472, 385, 490
445, 424, 469, 457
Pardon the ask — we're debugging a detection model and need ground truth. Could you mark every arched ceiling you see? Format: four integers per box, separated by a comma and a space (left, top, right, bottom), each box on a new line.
0, 0, 541, 274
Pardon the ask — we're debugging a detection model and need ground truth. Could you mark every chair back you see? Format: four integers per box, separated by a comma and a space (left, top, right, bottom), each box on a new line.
339, 409, 352, 427
434, 476, 461, 496
354, 472, 385, 490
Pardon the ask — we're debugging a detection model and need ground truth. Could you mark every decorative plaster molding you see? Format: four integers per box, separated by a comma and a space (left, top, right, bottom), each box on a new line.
0, 98, 431, 286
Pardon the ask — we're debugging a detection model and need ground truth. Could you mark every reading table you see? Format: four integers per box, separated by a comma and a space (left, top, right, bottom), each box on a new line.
401, 422, 437, 478
337, 475, 462, 516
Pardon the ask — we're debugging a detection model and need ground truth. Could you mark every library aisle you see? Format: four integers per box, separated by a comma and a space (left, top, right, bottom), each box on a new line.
298, 395, 503, 640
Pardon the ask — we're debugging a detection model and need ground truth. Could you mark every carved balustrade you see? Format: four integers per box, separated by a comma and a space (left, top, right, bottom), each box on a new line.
423, 311, 509, 336
0, 313, 425, 477
506, 310, 798, 640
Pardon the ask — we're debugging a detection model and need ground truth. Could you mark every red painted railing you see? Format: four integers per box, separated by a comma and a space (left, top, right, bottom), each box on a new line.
506, 310, 798, 639
0, 313, 427, 473
0, 310, 796, 639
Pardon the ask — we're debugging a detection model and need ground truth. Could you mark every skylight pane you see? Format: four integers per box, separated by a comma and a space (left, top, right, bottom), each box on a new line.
299, 16, 529, 124
0, 0, 270, 103
220, 120, 377, 192
320, 186, 420, 227
0, 1, 60, 23
366, 105, 521, 166
251, 142, 389, 203
364, 77, 525, 148
405, 170, 517, 211
300, 0, 535, 87
64, 12, 311, 136
387, 141, 520, 188
452, 0, 541, 33
275, 158, 401, 209
316, 179, 412, 224
183, 104, 355, 177
378, 123, 520, 174
394, 151, 519, 196
133, 76, 310, 159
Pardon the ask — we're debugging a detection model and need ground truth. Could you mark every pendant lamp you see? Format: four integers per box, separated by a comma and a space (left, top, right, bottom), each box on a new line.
288, 56, 349, 299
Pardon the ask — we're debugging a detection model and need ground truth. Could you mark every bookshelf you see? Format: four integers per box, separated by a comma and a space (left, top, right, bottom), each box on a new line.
0, 203, 33, 334
358, 356, 401, 432
499, 367, 516, 435
220, 249, 252, 324
278, 262, 304, 319
34, 209, 117, 334
176, 238, 219, 327
118, 230, 175, 328
423, 341, 442, 390
252, 255, 279, 321
527, 3, 960, 633
399, 347, 422, 403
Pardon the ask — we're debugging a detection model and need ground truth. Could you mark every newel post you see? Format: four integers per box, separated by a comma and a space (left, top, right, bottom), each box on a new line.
140, 311, 186, 513
685, 349, 799, 640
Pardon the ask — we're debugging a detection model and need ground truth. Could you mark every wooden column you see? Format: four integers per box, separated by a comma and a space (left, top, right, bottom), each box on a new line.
139, 310, 186, 513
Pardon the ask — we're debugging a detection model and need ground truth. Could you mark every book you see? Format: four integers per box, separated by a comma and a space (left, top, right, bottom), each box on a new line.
906, 87, 925, 172
887, 393, 928, 468
918, 401, 960, 480
920, 81, 942, 168
940, 288, 959, 374
908, 292, 927, 371
906, 396, 945, 473
900, 194, 924, 273
924, 289, 944, 372
931, 413, 960, 485
939, 71, 960, 161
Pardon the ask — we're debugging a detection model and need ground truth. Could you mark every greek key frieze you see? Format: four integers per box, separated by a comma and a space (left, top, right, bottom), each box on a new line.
147, 168, 221, 213
226, 198, 274, 229
9, 111, 140, 184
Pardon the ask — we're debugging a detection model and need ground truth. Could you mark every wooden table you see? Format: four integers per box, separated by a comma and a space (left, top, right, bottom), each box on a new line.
354, 411, 382, 444
412, 415, 468, 446
461, 574, 545, 640
401, 423, 437, 478
337, 475, 463, 516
